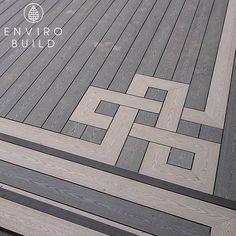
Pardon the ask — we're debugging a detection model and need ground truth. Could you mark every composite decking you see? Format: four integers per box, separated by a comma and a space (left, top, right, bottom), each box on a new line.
0, 0, 236, 235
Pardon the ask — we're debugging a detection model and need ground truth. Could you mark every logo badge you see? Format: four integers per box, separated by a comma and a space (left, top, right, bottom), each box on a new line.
24, 3, 44, 23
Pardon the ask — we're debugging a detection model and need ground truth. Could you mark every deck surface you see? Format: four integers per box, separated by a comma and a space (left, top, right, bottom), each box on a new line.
0, 0, 236, 235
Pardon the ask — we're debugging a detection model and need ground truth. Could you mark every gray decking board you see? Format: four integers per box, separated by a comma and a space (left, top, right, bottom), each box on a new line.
154, 0, 199, 80
185, 0, 229, 110
145, 87, 167, 102
24, 0, 126, 129
0, 0, 60, 90
95, 100, 119, 117
172, 0, 215, 84
0, 0, 52, 60
137, 0, 185, 77
199, 125, 223, 144
214, 52, 236, 201
108, 0, 171, 93
0, 0, 74, 117
40, 0, 145, 132
0, 160, 211, 236
81, 126, 106, 144
5, 0, 101, 122
168, 148, 195, 170
177, 120, 201, 138
134, 110, 159, 127
0, 0, 18, 21
92, 0, 155, 89
61, 121, 86, 139
116, 136, 148, 172
0, 189, 137, 236
2, 0, 91, 119
0, 0, 33, 41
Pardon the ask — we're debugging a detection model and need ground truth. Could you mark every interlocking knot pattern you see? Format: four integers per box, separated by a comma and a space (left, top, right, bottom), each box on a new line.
70, 74, 220, 193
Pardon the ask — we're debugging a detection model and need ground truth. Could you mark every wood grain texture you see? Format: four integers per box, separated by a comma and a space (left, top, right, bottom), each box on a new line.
214, 51, 236, 201
0, 140, 235, 236
185, 0, 229, 110
154, 0, 199, 80
1, 184, 151, 236
0, 148, 210, 236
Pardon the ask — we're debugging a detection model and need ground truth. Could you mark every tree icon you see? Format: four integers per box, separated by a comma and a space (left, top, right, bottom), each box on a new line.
28, 6, 39, 23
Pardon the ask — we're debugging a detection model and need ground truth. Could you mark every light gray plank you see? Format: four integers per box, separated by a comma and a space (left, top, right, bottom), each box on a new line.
137, 0, 185, 77
185, 0, 229, 110
154, 0, 199, 80
95, 100, 119, 117
61, 121, 86, 139
172, 0, 215, 84
134, 110, 158, 127
109, 0, 172, 92
116, 136, 148, 172
214, 51, 236, 201
0, 160, 211, 236
145, 87, 167, 102
177, 120, 200, 138
40, 0, 143, 132
5, 0, 100, 122
81, 126, 106, 144
168, 148, 195, 170
199, 125, 223, 143
92, 0, 157, 89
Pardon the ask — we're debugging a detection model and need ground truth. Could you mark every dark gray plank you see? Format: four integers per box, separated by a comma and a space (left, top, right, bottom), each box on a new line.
81, 125, 106, 144
116, 136, 148, 172
154, 0, 199, 80
0, 0, 45, 42
168, 148, 194, 170
0, 0, 17, 18
39, 0, 144, 132
214, 52, 236, 201
0, 160, 211, 236
22, 0, 125, 130
26, 0, 128, 129
134, 110, 158, 127
95, 100, 119, 117
0, 227, 21, 236
172, 0, 215, 84
92, 0, 158, 89
145, 87, 167, 102
199, 125, 223, 144
0, 0, 43, 53
61, 121, 86, 138
0, 0, 61, 91
0, 0, 71, 117
5, 0, 101, 122
177, 120, 201, 138
0, 189, 136, 236
185, 0, 229, 110
109, 0, 172, 92
137, 0, 185, 77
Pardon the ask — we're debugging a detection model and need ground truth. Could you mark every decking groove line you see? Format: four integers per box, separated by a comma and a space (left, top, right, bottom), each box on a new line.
5, 0, 101, 122
0, 0, 61, 84
0, 0, 17, 17
185, 0, 229, 111
0, 159, 211, 236
0, 0, 33, 42
0, 0, 235, 234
